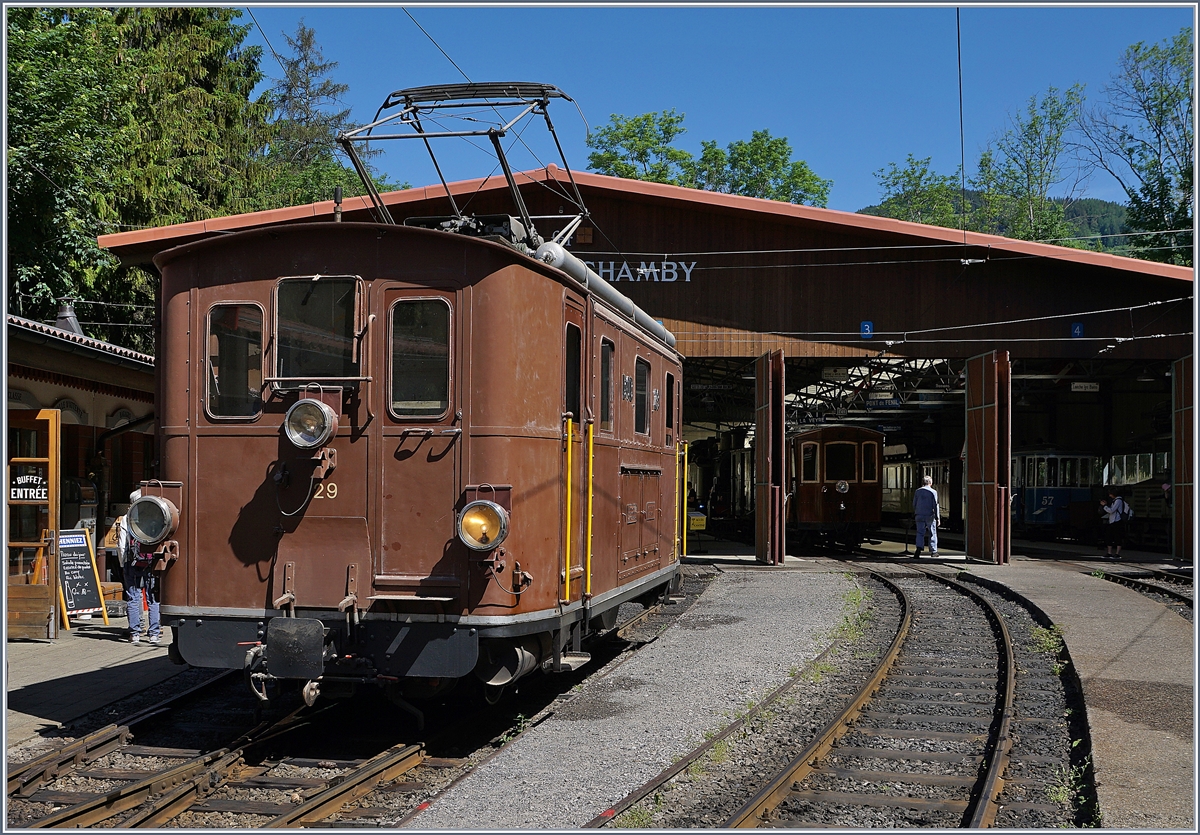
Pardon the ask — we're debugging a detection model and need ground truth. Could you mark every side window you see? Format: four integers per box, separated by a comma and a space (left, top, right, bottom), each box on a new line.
825, 442, 857, 481
634, 357, 650, 435
665, 372, 675, 446
862, 442, 878, 482
801, 442, 818, 482
600, 339, 614, 431
206, 304, 263, 418
390, 299, 450, 417
565, 324, 581, 422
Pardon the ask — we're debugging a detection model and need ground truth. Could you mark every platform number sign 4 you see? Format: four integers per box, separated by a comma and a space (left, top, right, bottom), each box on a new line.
860, 321, 874, 339
1071, 322, 1084, 338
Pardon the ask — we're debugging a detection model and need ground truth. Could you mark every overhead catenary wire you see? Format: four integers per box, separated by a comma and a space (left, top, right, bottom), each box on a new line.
766, 296, 1192, 339
245, 8, 287, 76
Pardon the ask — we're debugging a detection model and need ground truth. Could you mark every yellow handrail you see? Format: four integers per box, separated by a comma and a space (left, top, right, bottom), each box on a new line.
564, 418, 572, 603
674, 441, 681, 562
683, 441, 689, 558
586, 421, 594, 596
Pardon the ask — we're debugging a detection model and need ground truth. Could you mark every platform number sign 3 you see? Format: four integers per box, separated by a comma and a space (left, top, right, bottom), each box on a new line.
860, 321, 874, 339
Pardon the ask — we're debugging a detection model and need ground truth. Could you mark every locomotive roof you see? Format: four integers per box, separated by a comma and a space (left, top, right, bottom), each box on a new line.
788, 424, 886, 438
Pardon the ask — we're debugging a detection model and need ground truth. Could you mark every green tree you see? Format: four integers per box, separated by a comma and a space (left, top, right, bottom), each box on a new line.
868, 154, 963, 228
973, 85, 1085, 243
723, 129, 830, 206
1077, 27, 1193, 265
588, 112, 831, 206
586, 109, 694, 184
6, 7, 273, 350
112, 7, 272, 225
250, 21, 392, 209
6, 8, 135, 317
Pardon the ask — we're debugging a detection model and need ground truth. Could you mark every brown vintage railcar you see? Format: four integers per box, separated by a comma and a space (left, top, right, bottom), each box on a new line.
785, 425, 883, 548
130, 220, 683, 704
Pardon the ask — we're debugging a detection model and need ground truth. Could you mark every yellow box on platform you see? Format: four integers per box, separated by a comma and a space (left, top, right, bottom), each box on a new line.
688, 511, 707, 531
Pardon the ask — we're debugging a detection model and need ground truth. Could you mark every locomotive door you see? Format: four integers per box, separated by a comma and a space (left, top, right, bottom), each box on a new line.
376, 288, 464, 598
564, 303, 587, 602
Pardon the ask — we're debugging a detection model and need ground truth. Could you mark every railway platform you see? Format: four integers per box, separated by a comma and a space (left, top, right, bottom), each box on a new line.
967, 555, 1194, 830
5, 623, 180, 746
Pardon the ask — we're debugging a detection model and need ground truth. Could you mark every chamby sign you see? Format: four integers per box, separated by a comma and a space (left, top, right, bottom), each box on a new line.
581, 260, 699, 282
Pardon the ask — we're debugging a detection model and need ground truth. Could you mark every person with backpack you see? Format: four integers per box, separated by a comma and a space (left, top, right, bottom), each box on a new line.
119, 490, 161, 644
1100, 489, 1132, 560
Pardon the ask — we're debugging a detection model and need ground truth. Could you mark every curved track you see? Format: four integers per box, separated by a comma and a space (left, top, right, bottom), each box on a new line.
724, 568, 1016, 828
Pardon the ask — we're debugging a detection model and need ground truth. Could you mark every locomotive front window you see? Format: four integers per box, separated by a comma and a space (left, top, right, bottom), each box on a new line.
825, 442, 856, 481
390, 299, 450, 417
276, 277, 358, 385
862, 442, 878, 482
801, 443, 818, 482
635, 358, 650, 434
207, 304, 263, 418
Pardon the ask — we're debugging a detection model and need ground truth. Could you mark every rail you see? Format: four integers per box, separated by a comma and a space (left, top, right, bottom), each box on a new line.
7, 670, 235, 799
720, 568, 1016, 828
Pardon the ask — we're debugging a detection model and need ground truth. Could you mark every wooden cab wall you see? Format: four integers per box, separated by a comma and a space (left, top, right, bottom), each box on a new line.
153, 222, 681, 620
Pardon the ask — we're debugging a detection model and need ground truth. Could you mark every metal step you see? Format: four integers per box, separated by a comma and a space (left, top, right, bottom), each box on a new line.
549, 651, 591, 672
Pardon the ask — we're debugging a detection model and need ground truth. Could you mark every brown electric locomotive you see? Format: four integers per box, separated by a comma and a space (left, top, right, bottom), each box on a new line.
784, 425, 884, 548
123, 83, 684, 705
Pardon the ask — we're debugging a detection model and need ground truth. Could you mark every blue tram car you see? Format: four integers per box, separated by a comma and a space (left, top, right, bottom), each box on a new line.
1010, 449, 1104, 536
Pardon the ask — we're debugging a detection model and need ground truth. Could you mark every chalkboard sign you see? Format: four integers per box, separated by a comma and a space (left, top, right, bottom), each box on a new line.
58, 530, 104, 615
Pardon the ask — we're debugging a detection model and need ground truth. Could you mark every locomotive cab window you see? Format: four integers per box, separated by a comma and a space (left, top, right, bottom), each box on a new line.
862, 442, 879, 482
206, 304, 263, 418
825, 442, 857, 482
390, 298, 451, 417
665, 372, 675, 446
566, 323, 581, 422
801, 442, 818, 482
600, 339, 614, 432
275, 277, 359, 386
635, 357, 650, 435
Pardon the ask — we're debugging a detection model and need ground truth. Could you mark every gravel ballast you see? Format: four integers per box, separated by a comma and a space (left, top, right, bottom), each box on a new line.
402, 565, 851, 829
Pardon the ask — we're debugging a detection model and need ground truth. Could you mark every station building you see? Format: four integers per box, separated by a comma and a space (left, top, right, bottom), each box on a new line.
98, 167, 1194, 564
6, 305, 155, 637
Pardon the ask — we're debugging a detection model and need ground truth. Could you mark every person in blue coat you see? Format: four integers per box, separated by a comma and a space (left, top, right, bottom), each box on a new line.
913, 475, 940, 558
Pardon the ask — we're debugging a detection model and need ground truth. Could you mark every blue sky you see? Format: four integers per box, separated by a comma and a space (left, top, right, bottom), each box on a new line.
239, 3, 1195, 213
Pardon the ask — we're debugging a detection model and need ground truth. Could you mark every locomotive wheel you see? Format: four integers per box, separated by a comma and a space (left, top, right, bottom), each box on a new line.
482, 682, 507, 705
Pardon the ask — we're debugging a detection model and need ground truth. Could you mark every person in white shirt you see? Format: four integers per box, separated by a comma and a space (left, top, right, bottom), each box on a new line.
912, 475, 940, 558
1100, 490, 1129, 560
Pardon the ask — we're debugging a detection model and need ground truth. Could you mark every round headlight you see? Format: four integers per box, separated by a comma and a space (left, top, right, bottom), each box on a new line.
458, 500, 509, 551
128, 495, 180, 545
284, 399, 338, 449
836, 480, 850, 494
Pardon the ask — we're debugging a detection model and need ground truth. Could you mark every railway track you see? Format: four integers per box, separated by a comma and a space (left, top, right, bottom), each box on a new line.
598, 564, 1090, 828
1091, 568, 1193, 621
6, 670, 236, 803
8, 588, 696, 830
724, 568, 1018, 828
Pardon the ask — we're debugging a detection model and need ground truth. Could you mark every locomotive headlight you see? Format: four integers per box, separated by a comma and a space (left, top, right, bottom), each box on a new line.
128, 495, 180, 545
836, 480, 850, 494
458, 500, 509, 551
284, 399, 338, 449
